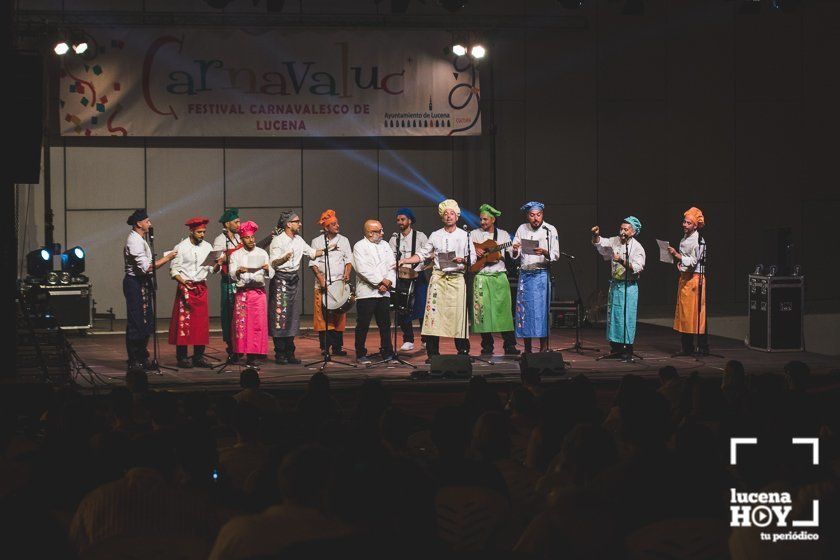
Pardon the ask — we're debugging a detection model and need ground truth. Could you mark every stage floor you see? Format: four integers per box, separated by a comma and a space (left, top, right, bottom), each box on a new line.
53, 323, 840, 393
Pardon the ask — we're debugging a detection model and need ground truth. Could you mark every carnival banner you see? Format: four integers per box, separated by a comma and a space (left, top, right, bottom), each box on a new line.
59, 28, 481, 137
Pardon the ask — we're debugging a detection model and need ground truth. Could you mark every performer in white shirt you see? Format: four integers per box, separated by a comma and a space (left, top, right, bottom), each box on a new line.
511, 201, 560, 353
268, 211, 330, 364
399, 199, 470, 361
470, 204, 519, 356
667, 206, 709, 356
310, 209, 353, 357
211, 208, 242, 362
228, 221, 274, 367
168, 216, 219, 369
591, 216, 646, 361
389, 207, 429, 352
352, 219, 397, 364
123, 208, 177, 371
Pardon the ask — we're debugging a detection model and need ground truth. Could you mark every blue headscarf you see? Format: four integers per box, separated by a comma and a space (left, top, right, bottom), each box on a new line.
623, 216, 642, 236
520, 201, 545, 213
396, 207, 416, 223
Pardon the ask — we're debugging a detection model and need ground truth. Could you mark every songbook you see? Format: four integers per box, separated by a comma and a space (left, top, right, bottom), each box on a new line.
246, 253, 267, 272
656, 239, 675, 264
596, 244, 614, 262
437, 251, 457, 270
520, 238, 540, 255
201, 250, 223, 267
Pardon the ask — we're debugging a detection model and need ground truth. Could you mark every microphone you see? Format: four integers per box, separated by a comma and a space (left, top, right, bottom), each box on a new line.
462, 224, 470, 231
148, 226, 155, 240
390, 232, 398, 239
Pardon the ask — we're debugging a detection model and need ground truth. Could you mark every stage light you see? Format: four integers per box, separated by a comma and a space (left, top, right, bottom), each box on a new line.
438, 0, 467, 12
769, 0, 799, 13
738, 0, 761, 14
558, 0, 584, 8
53, 41, 70, 55
470, 45, 486, 59
27, 247, 53, 277
62, 246, 86, 275
452, 44, 467, 56
622, 0, 644, 15
72, 41, 88, 54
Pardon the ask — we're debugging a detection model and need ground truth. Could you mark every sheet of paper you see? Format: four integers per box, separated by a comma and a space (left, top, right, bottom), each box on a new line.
596, 243, 614, 262
656, 239, 674, 264
520, 238, 540, 255
163, 250, 175, 258
246, 253, 266, 272
437, 251, 457, 270
201, 250, 223, 266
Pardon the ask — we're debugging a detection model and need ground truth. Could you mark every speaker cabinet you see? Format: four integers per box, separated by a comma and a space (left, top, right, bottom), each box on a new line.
429, 354, 472, 378
520, 351, 566, 376
748, 274, 804, 352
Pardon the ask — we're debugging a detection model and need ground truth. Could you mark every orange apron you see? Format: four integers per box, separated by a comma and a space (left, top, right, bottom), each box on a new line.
673, 272, 706, 334
313, 285, 347, 332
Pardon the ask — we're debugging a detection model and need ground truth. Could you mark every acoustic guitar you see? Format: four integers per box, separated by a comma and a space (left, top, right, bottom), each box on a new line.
471, 240, 513, 273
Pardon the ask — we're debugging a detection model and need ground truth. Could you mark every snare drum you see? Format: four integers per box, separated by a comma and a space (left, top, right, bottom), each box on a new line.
392, 278, 415, 313
324, 279, 355, 314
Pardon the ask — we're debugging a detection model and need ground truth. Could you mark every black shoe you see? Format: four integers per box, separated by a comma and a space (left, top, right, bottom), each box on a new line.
192, 357, 213, 368
424, 357, 432, 365
380, 353, 396, 362
480, 349, 494, 356
274, 355, 288, 365
504, 348, 521, 356
127, 361, 144, 372
672, 351, 693, 357
457, 350, 469, 356
286, 355, 302, 365
331, 349, 348, 356
177, 358, 193, 368
356, 356, 372, 365
228, 353, 241, 364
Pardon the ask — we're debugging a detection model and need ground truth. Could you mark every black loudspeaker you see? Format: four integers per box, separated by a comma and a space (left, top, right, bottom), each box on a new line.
748, 274, 804, 351
521, 352, 566, 376
429, 354, 472, 378
11, 51, 44, 184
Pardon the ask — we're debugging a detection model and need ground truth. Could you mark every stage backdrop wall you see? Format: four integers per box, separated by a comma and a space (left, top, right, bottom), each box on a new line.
15, 1, 840, 355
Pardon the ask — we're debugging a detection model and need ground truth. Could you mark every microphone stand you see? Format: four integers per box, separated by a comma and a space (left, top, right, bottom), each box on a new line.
213, 230, 240, 373
558, 251, 599, 354
304, 231, 356, 371
543, 225, 554, 352
371, 233, 416, 369
146, 227, 177, 374
693, 235, 723, 360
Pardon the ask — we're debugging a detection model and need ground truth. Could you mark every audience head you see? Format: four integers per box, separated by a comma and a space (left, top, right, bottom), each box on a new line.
722, 360, 746, 390
232, 402, 260, 443
277, 444, 333, 508
240, 367, 260, 389
553, 423, 617, 487
784, 360, 810, 392
471, 411, 511, 461
431, 406, 471, 459
658, 365, 679, 384
125, 368, 148, 395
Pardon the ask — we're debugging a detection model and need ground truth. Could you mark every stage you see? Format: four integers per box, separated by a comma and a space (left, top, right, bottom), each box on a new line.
48, 322, 840, 393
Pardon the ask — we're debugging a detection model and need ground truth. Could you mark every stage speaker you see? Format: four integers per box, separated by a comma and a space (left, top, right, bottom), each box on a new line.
11, 51, 44, 184
520, 352, 566, 376
429, 354, 472, 378
748, 274, 804, 351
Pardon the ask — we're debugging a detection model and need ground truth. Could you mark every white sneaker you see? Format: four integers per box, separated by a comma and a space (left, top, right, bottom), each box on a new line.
400, 342, 415, 352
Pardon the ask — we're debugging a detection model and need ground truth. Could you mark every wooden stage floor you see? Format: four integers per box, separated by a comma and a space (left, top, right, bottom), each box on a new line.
54, 323, 840, 393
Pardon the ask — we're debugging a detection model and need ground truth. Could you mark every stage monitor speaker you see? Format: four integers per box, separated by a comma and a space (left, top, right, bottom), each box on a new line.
11, 51, 44, 184
429, 354, 472, 378
521, 351, 566, 376
748, 274, 803, 352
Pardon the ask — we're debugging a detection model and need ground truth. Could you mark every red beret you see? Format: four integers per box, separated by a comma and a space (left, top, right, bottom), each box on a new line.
185, 216, 210, 229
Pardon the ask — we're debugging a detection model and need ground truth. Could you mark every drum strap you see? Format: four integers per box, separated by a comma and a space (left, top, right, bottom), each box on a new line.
493, 228, 497, 242
411, 229, 417, 256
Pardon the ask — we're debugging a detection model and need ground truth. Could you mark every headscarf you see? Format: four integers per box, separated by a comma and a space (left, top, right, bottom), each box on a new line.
438, 199, 461, 217
622, 216, 642, 236
238, 221, 259, 237
683, 207, 705, 229
479, 204, 501, 218
520, 201, 545, 213
185, 216, 210, 230
218, 208, 239, 224
127, 208, 148, 226
395, 207, 415, 223
276, 211, 298, 230
319, 209, 338, 228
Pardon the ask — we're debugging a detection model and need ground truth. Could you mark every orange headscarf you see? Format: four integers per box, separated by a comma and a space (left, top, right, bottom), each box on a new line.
683, 207, 705, 229
318, 209, 338, 228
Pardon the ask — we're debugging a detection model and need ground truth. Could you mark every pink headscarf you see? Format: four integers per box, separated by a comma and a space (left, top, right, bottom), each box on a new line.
238, 220, 259, 237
